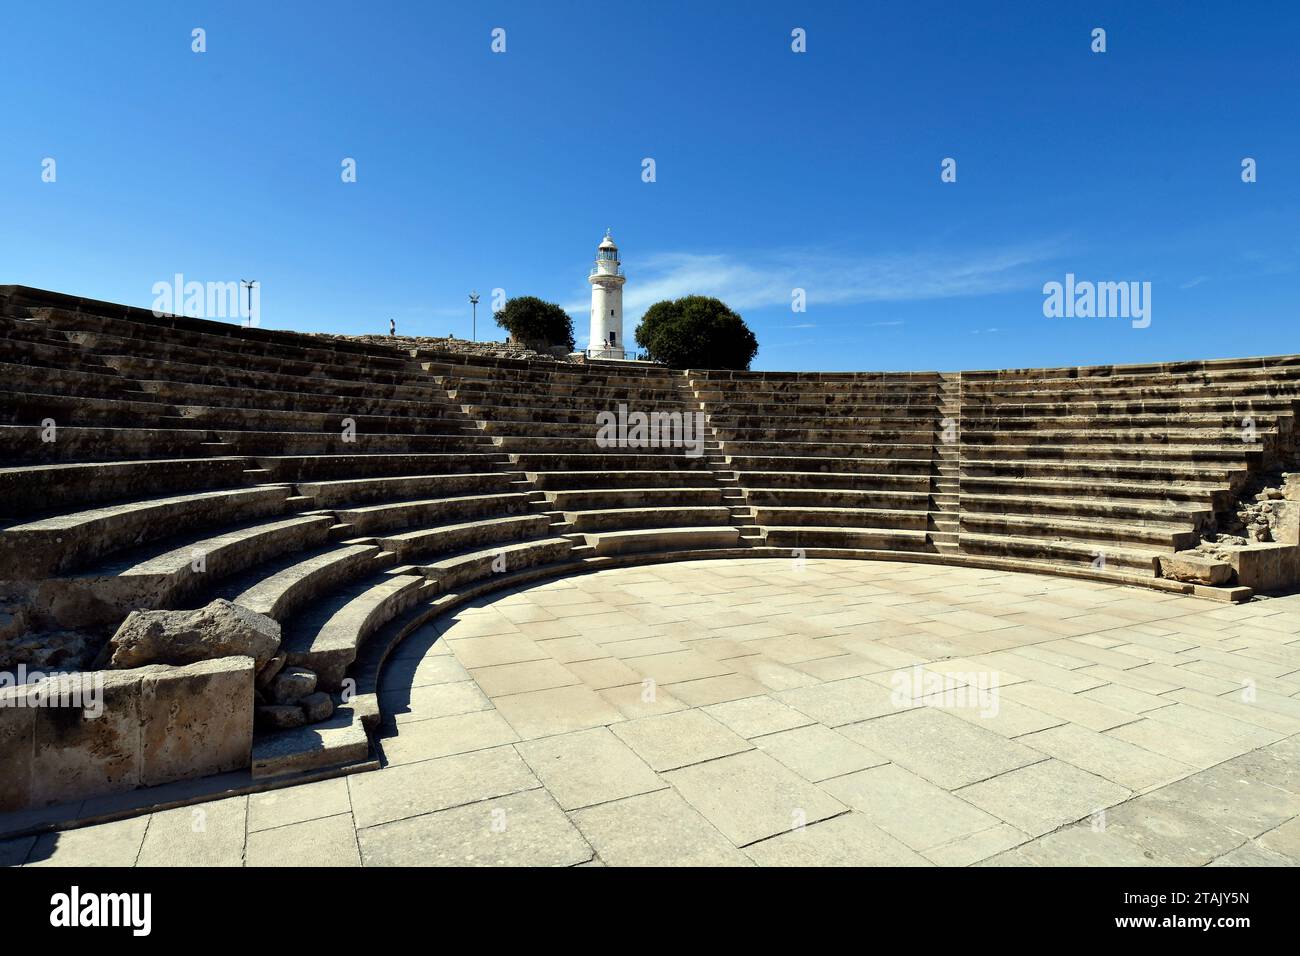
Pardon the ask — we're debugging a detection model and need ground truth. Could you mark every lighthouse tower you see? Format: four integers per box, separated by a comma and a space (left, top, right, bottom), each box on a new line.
588, 229, 626, 359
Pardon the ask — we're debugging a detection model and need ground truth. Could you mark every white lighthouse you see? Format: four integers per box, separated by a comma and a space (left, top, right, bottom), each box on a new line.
588, 229, 626, 359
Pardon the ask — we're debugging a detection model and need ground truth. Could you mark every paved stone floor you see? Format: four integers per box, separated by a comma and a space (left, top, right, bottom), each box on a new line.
7, 558, 1300, 867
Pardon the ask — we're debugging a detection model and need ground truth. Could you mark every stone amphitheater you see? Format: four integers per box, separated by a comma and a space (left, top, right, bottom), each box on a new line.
2, 284, 1298, 867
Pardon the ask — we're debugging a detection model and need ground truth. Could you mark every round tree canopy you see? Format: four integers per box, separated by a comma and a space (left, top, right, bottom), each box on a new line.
493, 296, 575, 352
634, 295, 758, 370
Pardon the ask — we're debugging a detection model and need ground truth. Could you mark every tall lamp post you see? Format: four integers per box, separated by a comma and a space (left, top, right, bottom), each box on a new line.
468, 291, 480, 342
240, 279, 257, 328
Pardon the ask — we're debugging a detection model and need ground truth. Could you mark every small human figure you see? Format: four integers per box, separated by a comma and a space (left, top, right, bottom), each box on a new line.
389, 318, 396, 337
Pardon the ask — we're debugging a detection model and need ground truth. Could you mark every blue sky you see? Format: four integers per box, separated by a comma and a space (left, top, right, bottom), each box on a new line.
3, 1, 1297, 371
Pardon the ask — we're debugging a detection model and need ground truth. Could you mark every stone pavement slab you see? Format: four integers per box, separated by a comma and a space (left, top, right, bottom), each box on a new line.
838, 707, 1044, 789
703, 694, 815, 739
955, 759, 1131, 837
358, 789, 591, 867
822, 763, 1006, 851
743, 811, 929, 866
515, 727, 665, 810
664, 750, 846, 846
245, 812, 360, 867
348, 745, 539, 828
753, 724, 886, 782
137, 796, 247, 867
611, 709, 751, 772
572, 789, 751, 866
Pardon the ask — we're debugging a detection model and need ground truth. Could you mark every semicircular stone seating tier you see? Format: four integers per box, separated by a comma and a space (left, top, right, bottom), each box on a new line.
1, 284, 1297, 801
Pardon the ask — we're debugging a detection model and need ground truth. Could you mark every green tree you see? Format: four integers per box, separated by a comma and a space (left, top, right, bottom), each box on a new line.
493, 296, 575, 351
634, 295, 758, 370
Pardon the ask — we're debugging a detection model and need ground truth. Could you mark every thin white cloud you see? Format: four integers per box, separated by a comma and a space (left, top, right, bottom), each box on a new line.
564, 241, 1063, 321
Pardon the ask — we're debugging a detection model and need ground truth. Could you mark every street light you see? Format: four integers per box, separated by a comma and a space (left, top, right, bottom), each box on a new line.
240, 279, 257, 328
469, 291, 480, 342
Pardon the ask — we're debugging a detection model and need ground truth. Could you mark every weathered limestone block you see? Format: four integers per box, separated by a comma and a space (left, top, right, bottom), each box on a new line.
0, 700, 35, 812
1158, 554, 1234, 587
100, 599, 280, 671
140, 656, 254, 786
1228, 543, 1300, 592
30, 669, 144, 807
1, 659, 255, 811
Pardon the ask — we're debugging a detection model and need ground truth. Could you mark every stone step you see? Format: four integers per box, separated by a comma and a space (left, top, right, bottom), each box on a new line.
962, 427, 1277, 446
293, 471, 518, 508
375, 513, 554, 562
0, 457, 251, 519
958, 457, 1245, 484
281, 569, 432, 689
0, 360, 145, 401
762, 526, 931, 551
510, 452, 714, 472
587, 525, 742, 556
744, 487, 930, 510
170, 404, 475, 437
960, 492, 1212, 527
715, 426, 938, 444
958, 443, 1262, 464
0, 390, 178, 428
250, 705, 371, 779
959, 512, 1197, 551
962, 396, 1300, 418
965, 381, 1300, 405
720, 440, 934, 459
736, 469, 932, 491
752, 505, 929, 531
221, 543, 393, 622
211, 430, 490, 456
960, 474, 1231, 508
962, 412, 1293, 431
59, 513, 336, 626
333, 491, 535, 535
417, 536, 575, 590
254, 452, 509, 483
72, 328, 412, 383
0, 485, 294, 578
528, 469, 721, 490
958, 532, 1162, 573
99, 354, 447, 403
32, 306, 410, 370
566, 505, 735, 533
495, 435, 707, 455
136, 377, 461, 419
706, 408, 941, 426
545, 486, 726, 509
727, 455, 934, 476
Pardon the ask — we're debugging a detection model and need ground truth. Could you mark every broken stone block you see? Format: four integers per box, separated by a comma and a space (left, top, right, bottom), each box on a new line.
271, 667, 317, 705
300, 691, 335, 723
100, 599, 280, 671
255, 652, 287, 691
257, 704, 307, 730
1159, 554, 1234, 586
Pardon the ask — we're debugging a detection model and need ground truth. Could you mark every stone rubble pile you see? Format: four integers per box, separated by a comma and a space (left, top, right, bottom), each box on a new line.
92, 599, 336, 733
